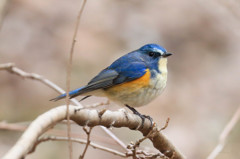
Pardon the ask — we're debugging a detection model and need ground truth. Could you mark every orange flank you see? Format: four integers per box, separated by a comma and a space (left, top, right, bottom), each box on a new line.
105, 69, 151, 94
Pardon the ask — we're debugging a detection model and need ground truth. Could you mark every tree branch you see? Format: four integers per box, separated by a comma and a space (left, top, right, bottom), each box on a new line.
31, 136, 126, 158
127, 118, 170, 159
66, 0, 87, 157
79, 127, 92, 159
0, 62, 127, 150
0, 63, 80, 106
207, 106, 240, 159
2, 105, 185, 159
0, 0, 8, 29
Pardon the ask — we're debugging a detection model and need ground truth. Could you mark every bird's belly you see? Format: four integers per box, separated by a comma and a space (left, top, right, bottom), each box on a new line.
104, 74, 167, 107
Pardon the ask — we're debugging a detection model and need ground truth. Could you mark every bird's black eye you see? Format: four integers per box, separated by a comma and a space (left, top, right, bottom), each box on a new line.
148, 52, 155, 57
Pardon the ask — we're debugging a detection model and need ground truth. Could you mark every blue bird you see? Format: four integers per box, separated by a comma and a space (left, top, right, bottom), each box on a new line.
51, 44, 172, 127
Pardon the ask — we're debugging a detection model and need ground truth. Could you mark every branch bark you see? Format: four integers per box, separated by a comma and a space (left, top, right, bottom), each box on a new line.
2, 105, 185, 159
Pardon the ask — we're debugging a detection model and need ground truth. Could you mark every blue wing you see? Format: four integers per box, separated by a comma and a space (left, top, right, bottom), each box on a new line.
50, 54, 147, 101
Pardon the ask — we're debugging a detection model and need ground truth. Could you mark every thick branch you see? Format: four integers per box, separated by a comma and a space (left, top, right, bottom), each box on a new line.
2, 105, 185, 159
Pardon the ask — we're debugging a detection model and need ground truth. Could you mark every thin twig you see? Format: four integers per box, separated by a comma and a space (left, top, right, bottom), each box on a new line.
0, 63, 80, 106
101, 126, 126, 150
0, 121, 118, 146
31, 136, 126, 157
0, 121, 28, 132
79, 127, 93, 159
134, 123, 156, 147
130, 123, 157, 159
35, 135, 168, 159
0, 63, 127, 150
207, 106, 240, 159
127, 118, 170, 159
66, 0, 87, 158
0, 0, 8, 29
159, 118, 170, 132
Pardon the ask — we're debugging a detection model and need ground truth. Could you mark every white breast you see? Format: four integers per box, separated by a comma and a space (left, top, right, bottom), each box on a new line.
133, 58, 168, 107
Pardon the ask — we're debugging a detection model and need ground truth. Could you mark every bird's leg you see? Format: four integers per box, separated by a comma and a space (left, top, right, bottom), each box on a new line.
125, 105, 153, 129
125, 105, 145, 126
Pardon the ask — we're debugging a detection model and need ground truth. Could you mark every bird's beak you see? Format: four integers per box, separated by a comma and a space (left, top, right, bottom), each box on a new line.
163, 52, 172, 57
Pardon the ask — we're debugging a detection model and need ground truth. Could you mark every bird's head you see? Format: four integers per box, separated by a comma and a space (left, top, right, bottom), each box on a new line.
137, 44, 172, 74
139, 44, 172, 58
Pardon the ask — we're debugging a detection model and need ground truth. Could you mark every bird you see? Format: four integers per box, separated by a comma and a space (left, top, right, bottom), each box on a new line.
51, 44, 172, 127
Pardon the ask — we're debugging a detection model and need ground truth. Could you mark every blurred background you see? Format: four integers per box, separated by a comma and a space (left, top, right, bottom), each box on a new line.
0, 0, 240, 158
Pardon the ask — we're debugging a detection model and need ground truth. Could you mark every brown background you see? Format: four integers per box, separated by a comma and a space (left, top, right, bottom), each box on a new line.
0, 0, 240, 158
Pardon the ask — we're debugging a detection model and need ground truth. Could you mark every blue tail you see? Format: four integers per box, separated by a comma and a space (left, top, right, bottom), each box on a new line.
50, 87, 85, 101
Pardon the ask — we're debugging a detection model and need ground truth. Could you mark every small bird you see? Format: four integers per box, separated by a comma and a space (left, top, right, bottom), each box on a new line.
51, 44, 172, 127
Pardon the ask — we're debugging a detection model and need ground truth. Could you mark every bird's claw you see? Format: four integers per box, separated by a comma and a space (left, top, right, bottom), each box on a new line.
142, 115, 153, 128
125, 105, 153, 129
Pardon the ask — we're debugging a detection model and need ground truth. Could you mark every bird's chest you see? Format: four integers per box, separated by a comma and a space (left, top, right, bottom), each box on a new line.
105, 71, 167, 107
135, 58, 168, 106
125, 73, 167, 107
142, 72, 167, 102
105, 58, 168, 107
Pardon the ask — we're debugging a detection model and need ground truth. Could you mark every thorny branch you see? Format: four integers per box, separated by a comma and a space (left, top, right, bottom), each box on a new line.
0, 62, 127, 150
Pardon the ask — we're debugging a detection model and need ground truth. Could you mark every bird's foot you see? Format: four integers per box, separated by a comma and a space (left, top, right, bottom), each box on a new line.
142, 115, 153, 128
125, 105, 153, 129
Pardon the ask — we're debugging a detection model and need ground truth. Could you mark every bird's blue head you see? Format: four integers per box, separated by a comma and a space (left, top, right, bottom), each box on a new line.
139, 44, 172, 58
136, 44, 172, 76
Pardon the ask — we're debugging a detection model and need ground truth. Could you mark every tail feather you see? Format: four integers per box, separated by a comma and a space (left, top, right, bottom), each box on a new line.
50, 87, 84, 101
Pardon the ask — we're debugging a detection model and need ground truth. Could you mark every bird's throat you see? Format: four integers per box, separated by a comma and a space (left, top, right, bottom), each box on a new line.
158, 58, 168, 74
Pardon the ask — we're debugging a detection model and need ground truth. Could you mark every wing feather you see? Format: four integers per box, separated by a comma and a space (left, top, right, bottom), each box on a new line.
51, 57, 147, 101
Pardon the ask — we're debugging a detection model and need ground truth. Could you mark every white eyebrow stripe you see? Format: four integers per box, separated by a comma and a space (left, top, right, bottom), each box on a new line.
153, 48, 165, 55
